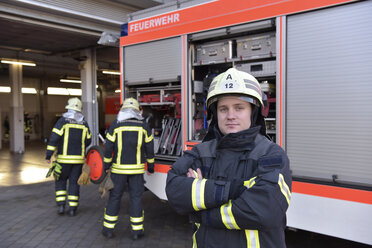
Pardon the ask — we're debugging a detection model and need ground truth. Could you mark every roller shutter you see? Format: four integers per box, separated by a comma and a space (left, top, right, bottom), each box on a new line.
286, 1, 372, 186
124, 37, 182, 85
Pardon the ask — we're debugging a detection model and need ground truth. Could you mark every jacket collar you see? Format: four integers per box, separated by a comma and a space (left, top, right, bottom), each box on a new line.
217, 126, 261, 151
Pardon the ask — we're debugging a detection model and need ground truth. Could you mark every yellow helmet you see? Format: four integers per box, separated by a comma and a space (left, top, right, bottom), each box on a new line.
122, 97, 140, 111
206, 68, 263, 109
65, 97, 82, 112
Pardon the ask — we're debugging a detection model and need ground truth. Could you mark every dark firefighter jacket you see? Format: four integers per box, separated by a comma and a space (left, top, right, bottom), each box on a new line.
104, 119, 155, 174
166, 126, 292, 248
46, 116, 91, 164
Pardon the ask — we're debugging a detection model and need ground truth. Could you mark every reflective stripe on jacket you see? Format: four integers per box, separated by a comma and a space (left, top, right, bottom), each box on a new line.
46, 117, 91, 164
166, 126, 292, 248
104, 119, 154, 174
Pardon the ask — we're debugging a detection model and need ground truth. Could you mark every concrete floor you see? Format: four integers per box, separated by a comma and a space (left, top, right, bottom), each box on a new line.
0, 140, 193, 248
0, 140, 54, 187
0, 140, 370, 248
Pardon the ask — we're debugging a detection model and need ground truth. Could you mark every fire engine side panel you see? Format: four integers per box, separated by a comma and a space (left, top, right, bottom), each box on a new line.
119, 0, 372, 245
128, 0, 214, 21
286, 0, 372, 186
124, 37, 182, 85
285, 1, 372, 244
287, 192, 372, 245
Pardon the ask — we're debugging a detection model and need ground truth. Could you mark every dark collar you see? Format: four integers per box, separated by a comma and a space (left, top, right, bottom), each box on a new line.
217, 126, 261, 151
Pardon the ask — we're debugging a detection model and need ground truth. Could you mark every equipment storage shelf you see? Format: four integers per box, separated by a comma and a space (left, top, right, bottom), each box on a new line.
130, 85, 182, 160
135, 85, 181, 107
189, 23, 277, 142
192, 55, 276, 67
236, 32, 276, 59
194, 39, 233, 65
265, 118, 276, 134
192, 31, 276, 67
235, 59, 276, 78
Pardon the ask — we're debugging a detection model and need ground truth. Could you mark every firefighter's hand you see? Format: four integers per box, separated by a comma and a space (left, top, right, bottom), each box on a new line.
104, 162, 111, 173
45, 163, 56, 178
187, 168, 202, 179
53, 162, 63, 181
147, 162, 154, 174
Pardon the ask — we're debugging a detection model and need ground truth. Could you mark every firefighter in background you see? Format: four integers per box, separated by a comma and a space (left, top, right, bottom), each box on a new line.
166, 68, 292, 248
45, 97, 91, 216
102, 97, 155, 240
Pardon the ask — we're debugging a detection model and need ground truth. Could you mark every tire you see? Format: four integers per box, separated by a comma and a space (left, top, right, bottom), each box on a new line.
86, 145, 106, 184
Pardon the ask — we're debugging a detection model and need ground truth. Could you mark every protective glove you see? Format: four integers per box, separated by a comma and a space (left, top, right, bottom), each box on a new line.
99, 172, 114, 198
45, 163, 56, 178
228, 179, 245, 200
78, 163, 91, 186
147, 162, 154, 174
53, 161, 63, 181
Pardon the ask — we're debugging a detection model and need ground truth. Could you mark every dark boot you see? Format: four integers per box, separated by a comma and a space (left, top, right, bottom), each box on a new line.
68, 209, 76, 217
58, 205, 65, 215
132, 232, 144, 241
102, 229, 115, 239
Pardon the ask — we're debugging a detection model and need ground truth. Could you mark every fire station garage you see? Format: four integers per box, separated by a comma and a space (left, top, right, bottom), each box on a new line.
0, 0, 371, 247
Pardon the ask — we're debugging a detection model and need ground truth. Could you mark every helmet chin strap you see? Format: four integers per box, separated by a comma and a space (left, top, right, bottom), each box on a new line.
203, 103, 220, 141
250, 105, 259, 127
251, 105, 268, 137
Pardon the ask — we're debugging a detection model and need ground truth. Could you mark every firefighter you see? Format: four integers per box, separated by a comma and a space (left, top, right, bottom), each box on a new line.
102, 97, 155, 240
166, 68, 292, 248
45, 97, 92, 216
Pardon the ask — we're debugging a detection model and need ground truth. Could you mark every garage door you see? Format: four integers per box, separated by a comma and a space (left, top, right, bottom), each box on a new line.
124, 37, 182, 85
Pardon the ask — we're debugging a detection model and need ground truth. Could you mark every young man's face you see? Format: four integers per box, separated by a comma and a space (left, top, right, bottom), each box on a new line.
217, 96, 252, 135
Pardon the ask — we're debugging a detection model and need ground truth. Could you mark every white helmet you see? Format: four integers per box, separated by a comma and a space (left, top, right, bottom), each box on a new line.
206, 68, 263, 109
65, 97, 82, 112
122, 97, 140, 111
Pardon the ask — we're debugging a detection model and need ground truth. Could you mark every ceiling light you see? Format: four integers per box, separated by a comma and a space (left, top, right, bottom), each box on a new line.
102, 70, 120, 75
115, 89, 121, 93
0, 86, 11, 93
60, 79, 82, 83
47, 87, 82, 96
47, 87, 69, 95
22, 88, 37, 94
67, 88, 82, 96
1, 59, 36, 67
0, 87, 37, 94
24, 48, 51, 55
